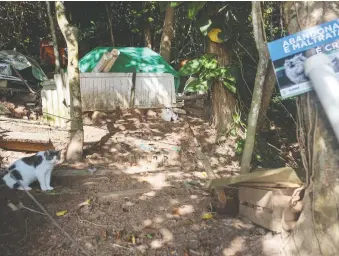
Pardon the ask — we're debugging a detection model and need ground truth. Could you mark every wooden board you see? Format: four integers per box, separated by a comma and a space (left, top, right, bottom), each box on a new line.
0, 131, 54, 152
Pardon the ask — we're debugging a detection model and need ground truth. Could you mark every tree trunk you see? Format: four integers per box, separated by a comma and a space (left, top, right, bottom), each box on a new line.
144, 25, 152, 49
106, 3, 115, 46
143, 2, 152, 49
240, 1, 269, 174
256, 62, 276, 132
46, 1, 61, 73
207, 40, 236, 134
15, 2, 24, 51
159, 6, 174, 63
281, 2, 339, 255
56, 1, 84, 163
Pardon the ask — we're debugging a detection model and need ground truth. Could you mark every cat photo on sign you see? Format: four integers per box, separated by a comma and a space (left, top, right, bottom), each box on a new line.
283, 53, 308, 84
1, 150, 61, 191
273, 52, 310, 90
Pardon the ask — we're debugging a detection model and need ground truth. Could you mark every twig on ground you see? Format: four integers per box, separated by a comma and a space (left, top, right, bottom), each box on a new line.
111, 243, 131, 250
9, 173, 91, 256
21, 204, 46, 216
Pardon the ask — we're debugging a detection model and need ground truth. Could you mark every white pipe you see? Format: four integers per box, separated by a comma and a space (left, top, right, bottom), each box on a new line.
304, 53, 339, 142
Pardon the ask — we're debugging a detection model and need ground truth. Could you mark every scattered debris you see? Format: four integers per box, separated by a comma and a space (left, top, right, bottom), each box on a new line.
55, 210, 68, 217
202, 213, 214, 220
87, 167, 97, 173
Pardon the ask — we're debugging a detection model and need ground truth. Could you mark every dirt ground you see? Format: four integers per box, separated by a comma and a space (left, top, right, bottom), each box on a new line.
0, 109, 282, 256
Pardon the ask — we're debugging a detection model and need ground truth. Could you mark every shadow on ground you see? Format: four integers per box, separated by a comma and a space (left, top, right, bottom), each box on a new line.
0, 109, 282, 256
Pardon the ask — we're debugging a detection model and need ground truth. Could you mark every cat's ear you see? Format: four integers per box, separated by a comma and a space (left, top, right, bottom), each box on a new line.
44, 150, 50, 157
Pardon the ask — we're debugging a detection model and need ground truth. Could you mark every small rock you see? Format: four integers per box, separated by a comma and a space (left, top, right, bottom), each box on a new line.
159, 228, 173, 242
150, 239, 163, 249
85, 242, 94, 250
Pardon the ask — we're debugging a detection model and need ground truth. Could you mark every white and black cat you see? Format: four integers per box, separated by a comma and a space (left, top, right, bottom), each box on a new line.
284, 54, 308, 84
1, 150, 60, 191
161, 107, 178, 122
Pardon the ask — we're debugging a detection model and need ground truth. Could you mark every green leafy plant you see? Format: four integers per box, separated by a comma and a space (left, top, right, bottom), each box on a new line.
179, 54, 238, 93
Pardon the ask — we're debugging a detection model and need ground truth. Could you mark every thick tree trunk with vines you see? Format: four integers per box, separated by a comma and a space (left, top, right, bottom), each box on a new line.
240, 1, 269, 173
207, 40, 236, 134
56, 1, 84, 163
46, 1, 61, 73
160, 6, 174, 63
281, 2, 339, 255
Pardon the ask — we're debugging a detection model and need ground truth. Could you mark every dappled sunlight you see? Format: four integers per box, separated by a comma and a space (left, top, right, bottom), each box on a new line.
0, 106, 281, 255
222, 236, 245, 256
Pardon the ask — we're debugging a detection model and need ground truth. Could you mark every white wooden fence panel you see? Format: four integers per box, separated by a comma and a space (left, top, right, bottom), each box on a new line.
80, 73, 133, 112
134, 73, 175, 108
42, 73, 176, 129
80, 73, 176, 111
41, 73, 70, 129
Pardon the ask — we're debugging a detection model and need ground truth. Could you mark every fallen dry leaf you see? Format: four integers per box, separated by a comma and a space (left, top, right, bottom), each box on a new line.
202, 212, 213, 220
115, 231, 121, 240
7, 202, 19, 211
78, 199, 91, 207
131, 235, 136, 245
172, 208, 180, 216
56, 210, 68, 217
99, 229, 107, 240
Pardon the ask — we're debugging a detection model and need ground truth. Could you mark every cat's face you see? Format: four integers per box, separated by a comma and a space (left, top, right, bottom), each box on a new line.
44, 150, 61, 165
284, 54, 305, 75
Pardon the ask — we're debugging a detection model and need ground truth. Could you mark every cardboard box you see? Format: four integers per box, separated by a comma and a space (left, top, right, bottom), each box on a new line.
238, 185, 295, 233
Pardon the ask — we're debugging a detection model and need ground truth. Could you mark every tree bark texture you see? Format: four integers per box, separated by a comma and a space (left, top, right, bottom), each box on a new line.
281, 2, 339, 255
256, 62, 276, 132
207, 40, 236, 134
144, 25, 152, 49
159, 6, 174, 63
46, 1, 61, 73
56, 1, 84, 163
106, 3, 115, 46
143, 2, 152, 49
15, 2, 24, 51
240, 1, 269, 174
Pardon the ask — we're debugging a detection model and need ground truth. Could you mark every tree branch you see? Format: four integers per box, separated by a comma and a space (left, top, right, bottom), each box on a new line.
240, 1, 269, 173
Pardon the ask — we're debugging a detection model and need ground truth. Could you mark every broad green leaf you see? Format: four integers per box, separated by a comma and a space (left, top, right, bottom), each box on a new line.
159, 1, 182, 12
203, 58, 218, 69
178, 59, 202, 76
170, 2, 182, 8
199, 19, 212, 36
200, 69, 217, 80
201, 53, 217, 60
184, 79, 209, 93
222, 79, 236, 94
187, 1, 207, 20
196, 13, 213, 36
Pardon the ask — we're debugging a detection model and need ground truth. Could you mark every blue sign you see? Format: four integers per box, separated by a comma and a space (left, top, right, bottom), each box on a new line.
267, 19, 339, 99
